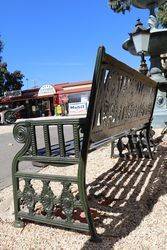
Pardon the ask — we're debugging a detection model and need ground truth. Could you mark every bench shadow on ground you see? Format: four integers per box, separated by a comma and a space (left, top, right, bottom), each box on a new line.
82, 140, 167, 249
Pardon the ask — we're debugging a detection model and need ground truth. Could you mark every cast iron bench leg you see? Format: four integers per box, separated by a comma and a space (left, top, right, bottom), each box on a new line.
117, 138, 124, 158
127, 135, 134, 157
145, 126, 153, 159
161, 122, 167, 135
78, 157, 101, 242
110, 141, 115, 158
12, 159, 25, 228
12, 145, 101, 241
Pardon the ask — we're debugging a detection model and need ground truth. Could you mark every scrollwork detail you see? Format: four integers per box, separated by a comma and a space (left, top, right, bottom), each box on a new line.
22, 179, 36, 214
13, 123, 30, 143
60, 182, 74, 222
40, 180, 55, 218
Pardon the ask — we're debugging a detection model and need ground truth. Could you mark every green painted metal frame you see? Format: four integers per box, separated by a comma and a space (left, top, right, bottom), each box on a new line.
12, 46, 157, 242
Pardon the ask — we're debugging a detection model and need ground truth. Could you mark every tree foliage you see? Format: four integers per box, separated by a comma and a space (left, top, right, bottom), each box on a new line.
0, 40, 3, 53
157, 2, 167, 27
108, 0, 131, 14
0, 37, 24, 96
109, 0, 167, 27
0, 36, 4, 62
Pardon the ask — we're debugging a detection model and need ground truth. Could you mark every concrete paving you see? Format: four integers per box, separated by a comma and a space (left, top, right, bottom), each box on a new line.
0, 122, 73, 191
0, 125, 17, 190
0, 125, 41, 190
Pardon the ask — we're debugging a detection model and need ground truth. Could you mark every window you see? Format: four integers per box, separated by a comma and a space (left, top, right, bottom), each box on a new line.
68, 91, 90, 103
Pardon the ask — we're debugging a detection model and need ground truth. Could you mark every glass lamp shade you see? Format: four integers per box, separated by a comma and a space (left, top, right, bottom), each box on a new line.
132, 32, 150, 54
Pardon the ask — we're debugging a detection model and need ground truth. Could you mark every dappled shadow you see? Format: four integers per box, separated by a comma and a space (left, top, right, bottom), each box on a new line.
82, 141, 167, 249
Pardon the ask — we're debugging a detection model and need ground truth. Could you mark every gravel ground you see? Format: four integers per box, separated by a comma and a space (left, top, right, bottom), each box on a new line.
0, 128, 167, 249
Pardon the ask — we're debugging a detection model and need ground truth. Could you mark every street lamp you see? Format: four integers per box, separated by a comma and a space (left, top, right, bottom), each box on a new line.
129, 19, 150, 75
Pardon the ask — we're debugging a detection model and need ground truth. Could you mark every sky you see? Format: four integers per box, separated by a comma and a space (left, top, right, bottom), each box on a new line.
0, 0, 150, 89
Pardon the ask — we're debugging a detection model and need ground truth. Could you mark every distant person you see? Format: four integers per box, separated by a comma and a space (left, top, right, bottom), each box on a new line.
32, 105, 36, 117
0, 110, 5, 124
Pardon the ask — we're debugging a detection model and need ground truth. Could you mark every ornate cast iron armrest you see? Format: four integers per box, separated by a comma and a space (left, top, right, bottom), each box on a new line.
13, 117, 87, 161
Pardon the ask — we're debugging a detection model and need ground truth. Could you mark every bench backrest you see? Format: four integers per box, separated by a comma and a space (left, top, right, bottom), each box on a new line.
86, 46, 157, 145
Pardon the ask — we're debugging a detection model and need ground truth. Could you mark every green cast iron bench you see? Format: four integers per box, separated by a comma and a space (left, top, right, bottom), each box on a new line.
12, 46, 157, 242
